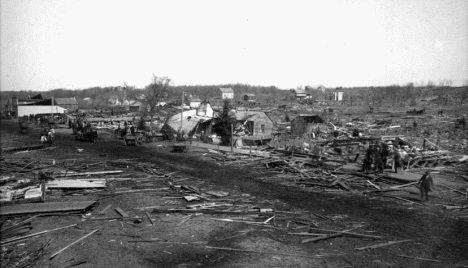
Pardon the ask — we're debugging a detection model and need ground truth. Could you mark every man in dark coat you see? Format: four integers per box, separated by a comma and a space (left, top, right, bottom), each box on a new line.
393, 148, 403, 173
417, 171, 434, 201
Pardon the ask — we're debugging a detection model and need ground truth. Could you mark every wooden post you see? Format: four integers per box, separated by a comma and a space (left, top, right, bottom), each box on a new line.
231, 123, 234, 153
180, 91, 184, 136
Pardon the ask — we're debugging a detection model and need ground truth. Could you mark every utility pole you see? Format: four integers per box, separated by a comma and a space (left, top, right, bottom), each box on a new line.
180, 91, 184, 135
231, 123, 234, 153
51, 96, 54, 118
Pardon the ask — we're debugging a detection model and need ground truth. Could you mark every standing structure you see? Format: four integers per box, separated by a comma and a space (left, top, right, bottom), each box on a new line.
218, 88, 234, 100
290, 115, 326, 136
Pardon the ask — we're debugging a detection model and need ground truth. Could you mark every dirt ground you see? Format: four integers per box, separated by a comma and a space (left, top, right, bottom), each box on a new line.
1, 119, 468, 268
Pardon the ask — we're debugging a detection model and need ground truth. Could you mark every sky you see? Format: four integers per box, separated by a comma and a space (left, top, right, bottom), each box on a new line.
1, 0, 467, 91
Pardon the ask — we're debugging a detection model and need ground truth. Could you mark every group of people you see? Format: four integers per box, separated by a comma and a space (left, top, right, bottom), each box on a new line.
40, 127, 55, 147
362, 142, 405, 174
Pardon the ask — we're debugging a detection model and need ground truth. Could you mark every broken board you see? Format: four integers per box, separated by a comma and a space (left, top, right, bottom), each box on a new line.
0, 201, 96, 216
46, 179, 106, 189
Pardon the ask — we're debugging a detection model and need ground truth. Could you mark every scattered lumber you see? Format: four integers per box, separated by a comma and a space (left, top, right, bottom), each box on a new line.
0, 224, 77, 246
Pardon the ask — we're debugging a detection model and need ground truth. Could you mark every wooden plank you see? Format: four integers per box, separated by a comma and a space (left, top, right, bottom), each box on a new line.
306, 228, 381, 239
0, 224, 77, 246
46, 179, 106, 189
302, 232, 345, 244
145, 212, 154, 225
56, 170, 123, 177
115, 207, 129, 217
98, 205, 112, 215
0, 201, 96, 216
355, 239, 411, 250
50, 229, 99, 259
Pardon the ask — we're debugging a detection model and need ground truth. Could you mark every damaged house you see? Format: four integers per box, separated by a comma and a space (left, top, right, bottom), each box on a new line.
290, 115, 326, 136
234, 111, 274, 141
160, 101, 214, 139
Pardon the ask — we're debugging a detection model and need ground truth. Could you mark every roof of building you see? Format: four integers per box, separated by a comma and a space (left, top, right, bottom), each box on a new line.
219, 88, 234, 93
190, 97, 202, 102
293, 89, 307, 94
244, 93, 256, 97
164, 109, 213, 133
235, 111, 272, 122
55, 98, 78, 105
31, 94, 43, 100
296, 115, 324, 123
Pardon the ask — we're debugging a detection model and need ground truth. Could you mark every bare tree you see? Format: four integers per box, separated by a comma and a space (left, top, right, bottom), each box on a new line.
143, 75, 172, 120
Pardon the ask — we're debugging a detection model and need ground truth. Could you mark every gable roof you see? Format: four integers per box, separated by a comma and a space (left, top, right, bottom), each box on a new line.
219, 88, 234, 93
235, 111, 272, 122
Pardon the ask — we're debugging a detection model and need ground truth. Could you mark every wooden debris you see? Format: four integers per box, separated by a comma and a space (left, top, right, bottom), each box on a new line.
183, 196, 199, 202
306, 228, 382, 239
206, 191, 229, 197
145, 212, 154, 225
56, 170, 123, 177
205, 246, 331, 259
0, 201, 96, 216
397, 255, 441, 262
115, 207, 129, 217
50, 229, 99, 259
45, 179, 106, 189
355, 239, 411, 250
302, 228, 355, 244
98, 205, 112, 215
0, 224, 77, 246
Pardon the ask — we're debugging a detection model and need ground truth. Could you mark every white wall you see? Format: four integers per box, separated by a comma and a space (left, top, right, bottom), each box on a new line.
18, 105, 66, 117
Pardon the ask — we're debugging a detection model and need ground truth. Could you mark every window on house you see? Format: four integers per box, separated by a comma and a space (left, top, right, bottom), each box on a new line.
261, 124, 265, 134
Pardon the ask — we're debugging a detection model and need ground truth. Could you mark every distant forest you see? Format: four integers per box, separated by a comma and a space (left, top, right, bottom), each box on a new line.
1, 82, 468, 110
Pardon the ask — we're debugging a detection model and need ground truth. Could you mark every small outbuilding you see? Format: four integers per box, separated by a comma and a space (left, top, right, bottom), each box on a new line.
243, 93, 256, 101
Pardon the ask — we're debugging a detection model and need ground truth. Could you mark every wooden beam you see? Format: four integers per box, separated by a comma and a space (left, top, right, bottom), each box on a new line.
50, 229, 99, 259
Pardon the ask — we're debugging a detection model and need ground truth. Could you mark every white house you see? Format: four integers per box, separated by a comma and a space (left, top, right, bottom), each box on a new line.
333, 92, 343, 101
190, 97, 202, 108
219, 88, 234, 100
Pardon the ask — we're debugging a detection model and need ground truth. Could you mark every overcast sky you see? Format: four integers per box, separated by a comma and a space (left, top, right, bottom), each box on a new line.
1, 0, 467, 91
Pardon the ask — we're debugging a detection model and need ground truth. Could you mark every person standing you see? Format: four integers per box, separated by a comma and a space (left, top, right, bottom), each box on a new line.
417, 171, 434, 201
393, 147, 403, 173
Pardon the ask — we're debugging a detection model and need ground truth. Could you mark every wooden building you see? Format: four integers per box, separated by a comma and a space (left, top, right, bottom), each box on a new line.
218, 88, 234, 100
243, 93, 256, 101
235, 111, 273, 139
290, 115, 326, 136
